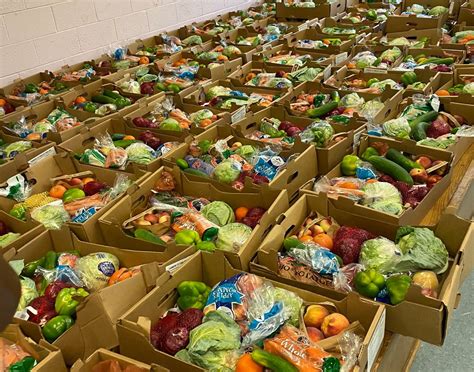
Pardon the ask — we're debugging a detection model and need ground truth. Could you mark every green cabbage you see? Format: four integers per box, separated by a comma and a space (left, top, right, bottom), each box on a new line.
216, 223, 252, 252
190, 109, 213, 124
0, 232, 21, 248
201, 201, 235, 227
17, 277, 39, 311
235, 145, 256, 161
362, 182, 403, 215
126, 143, 155, 164
206, 86, 231, 100
359, 237, 402, 273
380, 47, 402, 63
428, 6, 448, 16
339, 93, 365, 108
462, 82, 474, 94
273, 287, 303, 327
182, 35, 203, 46
76, 252, 120, 291
213, 159, 241, 184
383, 117, 411, 139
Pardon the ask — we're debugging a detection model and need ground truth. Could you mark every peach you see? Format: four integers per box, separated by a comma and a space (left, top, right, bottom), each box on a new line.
415, 156, 432, 169
321, 313, 350, 337
311, 225, 324, 235
319, 218, 332, 232
307, 327, 325, 343
303, 305, 329, 328
69, 177, 82, 186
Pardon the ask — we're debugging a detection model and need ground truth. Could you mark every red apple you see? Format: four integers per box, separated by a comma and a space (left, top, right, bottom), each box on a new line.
415, 156, 432, 169
144, 213, 159, 224
410, 168, 428, 183
69, 177, 82, 186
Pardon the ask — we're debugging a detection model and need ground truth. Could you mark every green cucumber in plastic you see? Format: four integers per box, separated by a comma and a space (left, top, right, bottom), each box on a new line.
306, 101, 338, 118
368, 156, 414, 185
408, 111, 438, 129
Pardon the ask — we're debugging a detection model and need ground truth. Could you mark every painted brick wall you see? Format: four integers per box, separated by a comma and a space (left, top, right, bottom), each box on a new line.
0, 0, 258, 86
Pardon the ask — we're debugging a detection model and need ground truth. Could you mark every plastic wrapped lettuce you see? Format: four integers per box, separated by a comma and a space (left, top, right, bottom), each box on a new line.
213, 159, 241, 184
382, 117, 411, 139
0, 232, 21, 248
340, 93, 365, 108
359, 100, 384, 119
201, 201, 235, 226
359, 237, 403, 273
0, 141, 32, 159
31, 203, 70, 230
17, 277, 38, 311
362, 182, 403, 215
76, 252, 120, 291
189, 109, 213, 125
126, 143, 156, 164
216, 223, 252, 252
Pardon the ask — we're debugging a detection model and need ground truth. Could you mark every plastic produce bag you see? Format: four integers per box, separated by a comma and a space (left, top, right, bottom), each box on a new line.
362, 181, 403, 215
31, 202, 70, 230
76, 252, 119, 291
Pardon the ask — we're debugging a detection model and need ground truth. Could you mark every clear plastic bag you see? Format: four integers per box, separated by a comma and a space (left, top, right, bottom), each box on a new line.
0, 174, 33, 202
313, 176, 366, 200
31, 201, 70, 230
287, 243, 341, 276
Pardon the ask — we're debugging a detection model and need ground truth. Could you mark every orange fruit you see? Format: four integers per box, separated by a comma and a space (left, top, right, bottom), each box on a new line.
300, 235, 314, 243
236, 353, 263, 372
435, 90, 450, 96
82, 177, 95, 184
39, 88, 48, 95
0, 98, 6, 106
49, 185, 67, 199
200, 118, 213, 128
139, 56, 150, 65
235, 207, 249, 221
75, 96, 87, 104
123, 135, 135, 140
313, 233, 333, 250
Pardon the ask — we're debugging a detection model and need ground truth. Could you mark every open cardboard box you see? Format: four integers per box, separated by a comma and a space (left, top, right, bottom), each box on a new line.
0, 154, 149, 242
403, 0, 453, 21
1, 323, 67, 372
252, 191, 471, 345
0, 209, 44, 254
52, 61, 104, 89
440, 23, 474, 49
117, 251, 386, 372
334, 44, 407, 71
162, 124, 318, 200
405, 46, 466, 75
216, 28, 270, 63
232, 105, 363, 175
249, 16, 320, 36
385, 12, 446, 34
335, 11, 386, 33
325, 65, 442, 98
58, 117, 187, 175
282, 81, 403, 125
367, 28, 442, 47
300, 135, 454, 226
276, 0, 346, 20
182, 39, 249, 67
122, 94, 231, 136
180, 13, 249, 39
71, 349, 159, 372
435, 65, 474, 101
98, 165, 288, 270
457, 1, 474, 25
4, 228, 185, 366
285, 28, 358, 54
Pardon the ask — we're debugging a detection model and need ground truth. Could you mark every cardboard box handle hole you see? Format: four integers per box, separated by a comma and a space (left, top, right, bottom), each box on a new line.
287, 171, 299, 184
285, 224, 296, 238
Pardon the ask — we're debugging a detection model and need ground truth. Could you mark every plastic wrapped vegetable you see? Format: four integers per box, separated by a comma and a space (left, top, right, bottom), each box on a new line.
339, 93, 365, 108
382, 117, 411, 139
126, 142, 156, 164
0, 141, 33, 159
75, 252, 120, 291
31, 203, 70, 230
299, 121, 335, 147
359, 237, 402, 273
215, 222, 252, 252
201, 201, 235, 226
362, 182, 403, 215
213, 159, 241, 184
17, 277, 38, 311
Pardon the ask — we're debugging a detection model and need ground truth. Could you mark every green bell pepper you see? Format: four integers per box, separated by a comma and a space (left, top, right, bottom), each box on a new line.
196, 241, 216, 252
361, 146, 379, 161
355, 269, 386, 298
115, 97, 131, 109
55, 287, 89, 316
340, 155, 360, 176
175, 229, 201, 245
448, 84, 465, 95
386, 274, 412, 305
198, 140, 212, 153
366, 78, 379, 87
43, 250, 58, 270
21, 256, 46, 277
330, 115, 350, 124
401, 71, 418, 86
9, 205, 27, 220
42, 315, 74, 343
323, 356, 341, 372
24, 83, 39, 94
83, 102, 98, 113
8, 356, 36, 371
177, 281, 211, 310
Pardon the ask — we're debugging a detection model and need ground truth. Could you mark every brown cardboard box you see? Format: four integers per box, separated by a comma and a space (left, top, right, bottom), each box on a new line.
403, 0, 452, 20
385, 14, 444, 34
276, 0, 346, 20
184, 39, 250, 66
405, 46, 466, 76
0, 154, 149, 243
252, 191, 471, 345
367, 28, 442, 46
301, 135, 454, 225
58, 117, 188, 175
0, 324, 67, 372
162, 125, 318, 200
98, 165, 288, 270
71, 349, 160, 372
122, 93, 231, 136
117, 252, 386, 372
458, 1, 474, 25
0, 210, 44, 254
217, 28, 270, 63
249, 16, 320, 37
232, 105, 363, 176
5, 228, 184, 366
52, 61, 103, 89
335, 44, 407, 71
286, 28, 358, 54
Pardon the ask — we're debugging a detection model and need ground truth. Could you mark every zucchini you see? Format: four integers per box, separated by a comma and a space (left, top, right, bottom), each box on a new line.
91, 94, 116, 104
251, 349, 298, 372
386, 148, 422, 171
411, 121, 430, 141
113, 139, 138, 148
103, 89, 124, 100
134, 228, 165, 245
307, 101, 338, 118
368, 156, 414, 185
408, 111, 437, 129
183, 168, 209, 178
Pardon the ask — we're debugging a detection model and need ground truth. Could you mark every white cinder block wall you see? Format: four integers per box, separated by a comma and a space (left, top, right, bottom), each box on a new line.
0, 0, 258, 86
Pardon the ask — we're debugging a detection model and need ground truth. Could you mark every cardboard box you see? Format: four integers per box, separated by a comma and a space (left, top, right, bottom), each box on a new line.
249, 16, 320, 36
405, 46, 466, 76
385, 14, 445, 34
0, 323, 67, 372
232, 105, 364, 175
440, 24, 474, 49
301, 135, 454, 225
286, 28, 358, 54
98, 165, 288, 270
0, 209, 44, 254
458, 2, 474, 25
403, 0, 452, 21
52, 61, 103, 89
162, 125, 318, 200
368, 28, 442, 46
5, 228, 184, 366
58, 117, 188, 175
122, 94, 231, 135
335, 44, 407, 71
0, 154, 149, 242
217, 28, 270, 63
276, 0, 346, 20
117, 251, 386, 372
252, 191, 470, 345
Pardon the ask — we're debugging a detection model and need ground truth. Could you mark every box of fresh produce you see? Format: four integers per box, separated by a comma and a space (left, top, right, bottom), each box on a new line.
52, 61, 103, 88
59, 80, 143, 122
367, 28, 441, 48
59, 117, 186, 174
0, 209, 44, 254
252, 43, 335, 67
187, 40, 253, 67
342, 45, 405, 70
99, 167, 287, 270
164, 125, 317, 197
385, 13, 445, 34
127, 31, 214, 62
0, 154, 149, 242
71, 349, 164, 372
181, 80, 290, 117
434, 65, 474, 99
325, 66, 442, 98
0, 323, 67, 371
233, 105, 364, 174
402, 0, 450, 24
0, 94, 26, 121
440, 27, 474, 50
337, 7, 391, 29
217, 28, 275, 62
397, 47, 465, 74
229, 60, 329, 88
276, 0, 346, 20
0, 132, 55, 183
315, 15, 377, 35
0, 100, 97, 144
227, 7, 275, 25
117, 251, 385, 372
286, 28, 357, 54
180, 13, 257, 38
253, 191, 470, 344
247, 17, 313, 43
5, 227, 187, 365
372, 94, 473, 160
153, 51, 243, 81
283, 81, 403, 126
302, 135, 453, 225
124, 95, 230, 135
457, 1, 474, 25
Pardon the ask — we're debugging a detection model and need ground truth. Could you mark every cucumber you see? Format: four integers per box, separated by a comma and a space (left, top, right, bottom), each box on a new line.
411, 121, 430, 141
408, 111, 437, 129
113, 139, 138, 148
251, 349, 298, 372
385, 148, 422, 171
183, 168, 209, 178
103, 89, 124, 100
91, 94, 116, 104
368, 156, 414, 185
134, 228, 165, 245
306, 101, 338, 118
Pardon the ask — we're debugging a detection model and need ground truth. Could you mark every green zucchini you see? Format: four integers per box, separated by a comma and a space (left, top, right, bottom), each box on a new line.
91, 94, 116, 104
183, 168, 209, 178
408, 111, 437, 129
368, 156, 414, 185
134, 228, 165, 245
385, 148, 422, 171
103, 89, 124, 100
306, 101, 338, 118
411, 122, 430, 141
251, 349, 298, 372
113, 139, 138, 148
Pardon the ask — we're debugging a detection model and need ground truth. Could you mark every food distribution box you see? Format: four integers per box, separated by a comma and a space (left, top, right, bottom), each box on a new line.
0, 209, 44, 254
52, 61, 104, 89
385, 14, 445, 34
0, 154, 149, 242
286, 28, 358, 54
435, 65, 474, 99
403, 0, 452, 22
1, 323, 67, 372
232, 105, 363, 176
367, 28, 442, 47
336, 44, 406, 71
117, 251, 386, 372
401, 46, 466, 75
249, 16, 319, 36
123, 94, 231, 136
182, 39, 252, 66
163, 125, 317, 199
252, 191, 470, 345
99, 166, 287, 270
440, 24, 474, 49
5, 228, 186, 365
276, 0, 346, 20
251, 43, 336, 67
458, 1, 474, 25
216, 28, 271, 62
59, 117, 187, 175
